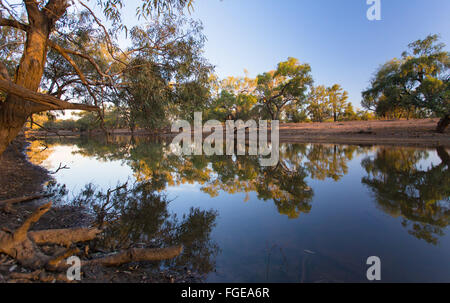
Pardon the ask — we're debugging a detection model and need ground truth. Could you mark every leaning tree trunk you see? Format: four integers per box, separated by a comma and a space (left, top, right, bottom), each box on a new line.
0, 103, 30, 154
0, 10, 50, 155
436, 115, 450, 133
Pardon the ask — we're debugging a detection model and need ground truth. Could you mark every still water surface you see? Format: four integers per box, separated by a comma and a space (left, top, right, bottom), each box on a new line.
29, 137, 450, 282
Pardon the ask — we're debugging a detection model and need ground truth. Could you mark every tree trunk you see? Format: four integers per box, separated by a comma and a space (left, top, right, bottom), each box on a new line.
273, 108, 280, 121
436, 146, 449, 165
436, 115, 449, 133
0, 23, 50, 155
0, 102, 30, 154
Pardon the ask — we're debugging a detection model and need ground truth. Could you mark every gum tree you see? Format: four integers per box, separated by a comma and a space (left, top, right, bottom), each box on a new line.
362, 35, 449, 132
256, 57, 313, 120
0, 0, 194, 155
306, 85, 329, 122
328, 84, 349, 122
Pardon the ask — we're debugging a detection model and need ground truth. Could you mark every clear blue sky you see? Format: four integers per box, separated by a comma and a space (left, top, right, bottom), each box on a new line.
120, 0, 450, 109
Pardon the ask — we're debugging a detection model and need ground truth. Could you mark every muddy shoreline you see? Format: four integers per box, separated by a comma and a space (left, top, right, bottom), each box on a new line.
29, 119, 450, 147
0, 137, 202, 283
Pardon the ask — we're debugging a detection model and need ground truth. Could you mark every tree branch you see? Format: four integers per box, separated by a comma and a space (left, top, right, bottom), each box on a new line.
0, 61, 10, 80
29, 228, 102, 246
0, 16, 30, 31
13, 202, 52, 242
44, 0, 71, 29
0, 78, 100, 112
24, 0, 41, 23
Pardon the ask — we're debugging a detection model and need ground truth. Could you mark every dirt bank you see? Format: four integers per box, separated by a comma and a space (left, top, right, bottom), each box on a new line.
0, 138, 201, 283
30, 118, 450, 147
277, 119, 450, 147
0, 137, 49, 201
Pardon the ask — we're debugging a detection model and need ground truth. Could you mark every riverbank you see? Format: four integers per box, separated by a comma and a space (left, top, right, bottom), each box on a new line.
29, 119, 450, 147
0, 137, 201, 283
277, 119, 450, 147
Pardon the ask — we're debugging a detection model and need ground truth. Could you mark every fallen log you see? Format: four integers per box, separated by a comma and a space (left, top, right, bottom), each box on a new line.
0, 203, 54, 268
85, 246, 184, 267
0, 202, 184, 275
29, 228, 102, 246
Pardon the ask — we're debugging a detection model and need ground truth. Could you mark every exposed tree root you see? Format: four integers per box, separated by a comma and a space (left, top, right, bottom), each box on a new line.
0, 202, 183, 281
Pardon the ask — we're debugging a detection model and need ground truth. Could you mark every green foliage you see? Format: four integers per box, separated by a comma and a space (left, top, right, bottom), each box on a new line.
362, 34, 449, 122
256, 57, 313, 120
305, 84, 354, 122
0, 24, 24, 77
115, 15, 212, 129
306, 85, 329, 122
328, 84, 349, 122
204, 58, 359, 124
43, 108, 128, 131
205, 75, 257, 121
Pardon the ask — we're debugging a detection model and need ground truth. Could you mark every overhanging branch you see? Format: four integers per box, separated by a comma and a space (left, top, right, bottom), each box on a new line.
0, 16, 30, 31
0, 78, 100, 112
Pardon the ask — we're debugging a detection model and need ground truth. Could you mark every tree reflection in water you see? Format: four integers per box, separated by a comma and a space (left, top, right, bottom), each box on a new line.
47, 179, 219, 278
361, 147, 450, 245
56, 136, 363, 219
36, 136, 449, 246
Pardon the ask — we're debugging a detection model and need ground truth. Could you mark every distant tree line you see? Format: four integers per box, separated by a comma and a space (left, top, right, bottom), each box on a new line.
48, 34, 448, 133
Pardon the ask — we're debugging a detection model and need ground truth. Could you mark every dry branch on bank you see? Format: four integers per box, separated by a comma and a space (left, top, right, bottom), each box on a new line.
0, 201, 183, 282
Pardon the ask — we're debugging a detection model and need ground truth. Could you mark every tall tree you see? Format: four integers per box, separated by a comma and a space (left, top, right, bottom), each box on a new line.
115, 15, 212, 130
255, 57, 313, 120
362, 34, 449, 132
0, 0, 194, 155
207, 75, 257, 121
327, 84, 349, 122
306, 85, 330, 122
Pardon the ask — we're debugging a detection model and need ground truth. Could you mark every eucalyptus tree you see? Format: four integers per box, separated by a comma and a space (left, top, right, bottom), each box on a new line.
255, 57, 313, 120
328, 84, 349, 122
207, 75, 257, 121
362, 35, 449, 132
115, 14, 212, 130
0, 0, 195, 155
306, 85, 330, 122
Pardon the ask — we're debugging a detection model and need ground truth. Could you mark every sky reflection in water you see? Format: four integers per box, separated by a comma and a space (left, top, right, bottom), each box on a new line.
28, 137, 450, 282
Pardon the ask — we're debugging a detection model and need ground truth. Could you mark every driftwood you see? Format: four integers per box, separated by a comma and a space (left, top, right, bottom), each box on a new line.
29, 228, 102, 246
85, 246, 184, 267
0, 202, 183, 281
9, 270, 72, 282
